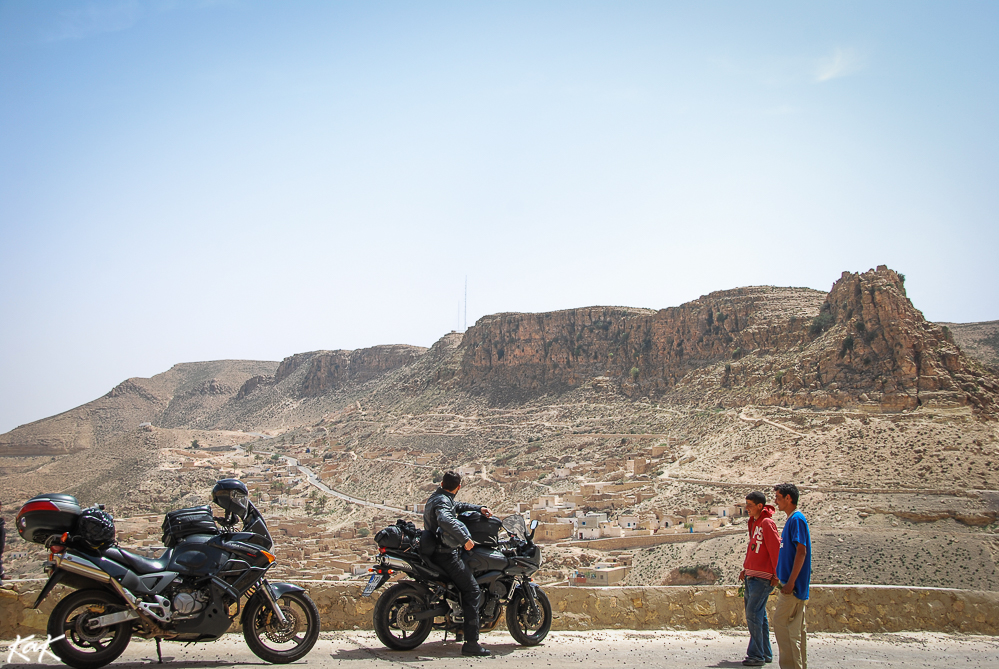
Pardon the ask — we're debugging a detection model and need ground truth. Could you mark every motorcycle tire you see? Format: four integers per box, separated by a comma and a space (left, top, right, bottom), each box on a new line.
47, 589, 133, 669
505, 586, 552, 646
373, 583, 434, 650
243, 590, 321, 663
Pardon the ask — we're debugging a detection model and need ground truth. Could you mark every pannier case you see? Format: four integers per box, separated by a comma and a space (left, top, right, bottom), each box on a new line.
161, 505, 219, 547
16, 493, 83, 544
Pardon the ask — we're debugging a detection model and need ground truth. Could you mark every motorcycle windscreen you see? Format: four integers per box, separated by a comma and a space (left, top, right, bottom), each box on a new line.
502, 514, 527, 539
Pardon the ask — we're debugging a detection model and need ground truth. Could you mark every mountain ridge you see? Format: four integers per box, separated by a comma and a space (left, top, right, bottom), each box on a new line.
2, 266, 996, 458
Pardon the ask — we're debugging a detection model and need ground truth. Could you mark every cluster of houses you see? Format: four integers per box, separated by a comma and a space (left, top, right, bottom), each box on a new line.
520, 481, 746, 544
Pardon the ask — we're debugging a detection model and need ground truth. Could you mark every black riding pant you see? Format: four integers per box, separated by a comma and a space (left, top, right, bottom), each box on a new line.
433, 549, 481, 642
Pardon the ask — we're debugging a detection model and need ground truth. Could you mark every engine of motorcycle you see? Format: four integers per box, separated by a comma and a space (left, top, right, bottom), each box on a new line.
171, 587, 210, 618
479, 594, 501, 629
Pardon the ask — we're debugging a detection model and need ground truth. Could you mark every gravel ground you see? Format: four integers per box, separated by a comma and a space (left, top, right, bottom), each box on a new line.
3, 629, 998, 669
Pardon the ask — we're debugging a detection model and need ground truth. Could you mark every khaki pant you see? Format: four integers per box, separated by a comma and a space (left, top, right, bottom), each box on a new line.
773, 591, 807, 669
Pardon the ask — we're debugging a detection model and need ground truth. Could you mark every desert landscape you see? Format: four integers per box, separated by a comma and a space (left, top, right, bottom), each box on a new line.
2, 266, 998, 592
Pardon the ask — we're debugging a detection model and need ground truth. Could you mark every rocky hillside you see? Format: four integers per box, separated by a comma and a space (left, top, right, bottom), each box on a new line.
0, 360, 278, 456
449, 267, 998, 417
942, 320, 999, 371
2, 266, 998, 590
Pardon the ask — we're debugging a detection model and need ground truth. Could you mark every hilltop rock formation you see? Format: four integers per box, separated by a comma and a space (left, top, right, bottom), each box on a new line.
451, 267, 998, 416
236, 344, 427, 400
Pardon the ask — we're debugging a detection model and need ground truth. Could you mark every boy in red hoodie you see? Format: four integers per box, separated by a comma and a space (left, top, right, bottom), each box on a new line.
738, 491, 781, 666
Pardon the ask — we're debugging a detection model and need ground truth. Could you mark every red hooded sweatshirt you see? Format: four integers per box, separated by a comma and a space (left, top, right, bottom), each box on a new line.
743, 504, 780, 579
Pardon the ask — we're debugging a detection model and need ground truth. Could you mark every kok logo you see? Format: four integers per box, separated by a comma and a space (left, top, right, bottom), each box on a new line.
4, 634, 64, 664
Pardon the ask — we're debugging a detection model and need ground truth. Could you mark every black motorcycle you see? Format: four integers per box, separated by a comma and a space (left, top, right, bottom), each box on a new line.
363, 514, 552, 649
15, 479, 319, 669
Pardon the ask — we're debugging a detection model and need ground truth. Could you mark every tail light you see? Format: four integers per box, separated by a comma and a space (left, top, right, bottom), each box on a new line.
17, 500, 60, 518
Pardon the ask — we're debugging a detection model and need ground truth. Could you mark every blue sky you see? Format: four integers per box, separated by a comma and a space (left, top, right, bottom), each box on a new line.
1, 1, 996, 433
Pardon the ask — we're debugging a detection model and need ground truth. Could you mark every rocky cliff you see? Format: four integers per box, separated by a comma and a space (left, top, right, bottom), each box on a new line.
449, 266, 998, 416
239, 344, 427, 399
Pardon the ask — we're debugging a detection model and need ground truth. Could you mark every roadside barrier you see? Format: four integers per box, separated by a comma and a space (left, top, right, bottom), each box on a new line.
3, 581, 996, 639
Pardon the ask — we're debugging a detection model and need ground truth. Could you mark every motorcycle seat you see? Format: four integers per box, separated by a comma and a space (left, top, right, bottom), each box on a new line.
103, 546, 172, 574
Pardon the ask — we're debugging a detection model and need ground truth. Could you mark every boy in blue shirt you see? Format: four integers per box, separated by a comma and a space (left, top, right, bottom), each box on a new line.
773, 483, 810, 669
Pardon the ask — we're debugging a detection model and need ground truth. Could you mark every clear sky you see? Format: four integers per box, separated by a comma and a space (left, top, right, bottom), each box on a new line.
1, 1, 996, 434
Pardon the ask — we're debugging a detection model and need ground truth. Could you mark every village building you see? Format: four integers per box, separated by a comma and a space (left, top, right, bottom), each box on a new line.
576, 512, 607, 540
625, 457, 648, 475
535, 522, 574, 542
574, 563, 630, 586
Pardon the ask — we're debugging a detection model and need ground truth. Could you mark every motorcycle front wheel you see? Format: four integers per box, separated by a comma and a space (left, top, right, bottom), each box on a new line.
505, 586, 552, 646
372, 583, 433, 650
243, 590, 321, 663
47, 589, 133, 669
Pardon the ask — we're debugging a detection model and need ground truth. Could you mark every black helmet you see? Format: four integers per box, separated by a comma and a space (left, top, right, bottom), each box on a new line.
78, 508, 116, 549
212, 479, 249, 519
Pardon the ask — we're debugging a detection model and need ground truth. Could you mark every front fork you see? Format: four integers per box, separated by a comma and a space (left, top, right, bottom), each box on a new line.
260, 579, 290, 625
519, 577, 542, 625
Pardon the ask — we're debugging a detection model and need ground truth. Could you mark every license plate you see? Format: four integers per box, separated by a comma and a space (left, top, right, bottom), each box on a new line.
361, 573, 380, 597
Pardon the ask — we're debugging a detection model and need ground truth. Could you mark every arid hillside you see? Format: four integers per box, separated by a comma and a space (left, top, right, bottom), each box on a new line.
942, 320, 999, 371
2, 266, 998, 590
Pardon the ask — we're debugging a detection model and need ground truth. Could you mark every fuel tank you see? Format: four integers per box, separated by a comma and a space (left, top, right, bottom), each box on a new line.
462, 546, 509, 574
168, 534, 228, 576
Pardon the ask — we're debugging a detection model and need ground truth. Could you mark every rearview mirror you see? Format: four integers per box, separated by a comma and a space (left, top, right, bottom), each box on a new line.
530, 519, 539, 530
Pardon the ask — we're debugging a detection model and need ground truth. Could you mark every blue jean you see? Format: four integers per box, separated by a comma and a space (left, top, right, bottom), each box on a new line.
745, 576, 773, 662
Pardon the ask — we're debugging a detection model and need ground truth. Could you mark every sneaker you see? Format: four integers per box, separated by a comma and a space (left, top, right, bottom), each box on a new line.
461, 643, 491, 657
742, 661, 765, 667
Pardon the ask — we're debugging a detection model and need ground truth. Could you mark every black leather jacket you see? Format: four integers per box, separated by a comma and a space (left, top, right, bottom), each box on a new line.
423, 487, 482, 550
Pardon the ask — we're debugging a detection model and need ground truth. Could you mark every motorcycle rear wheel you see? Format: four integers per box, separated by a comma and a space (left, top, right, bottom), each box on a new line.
373, 583, 433, 650
243, 590, 320, 663
47, 589, 133, 669
506, 586, 552, 646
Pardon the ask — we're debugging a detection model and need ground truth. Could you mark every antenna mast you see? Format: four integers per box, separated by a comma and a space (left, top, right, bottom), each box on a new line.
464, 276, 467, 330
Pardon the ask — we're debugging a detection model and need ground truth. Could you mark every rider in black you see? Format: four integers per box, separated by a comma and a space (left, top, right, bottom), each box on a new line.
423, 471, 493, 657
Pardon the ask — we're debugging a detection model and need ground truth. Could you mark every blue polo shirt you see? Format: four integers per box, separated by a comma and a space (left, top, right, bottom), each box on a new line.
776, 510, 811, 600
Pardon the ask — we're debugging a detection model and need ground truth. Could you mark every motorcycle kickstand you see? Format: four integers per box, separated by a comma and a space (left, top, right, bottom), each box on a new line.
156, 637, 163, 664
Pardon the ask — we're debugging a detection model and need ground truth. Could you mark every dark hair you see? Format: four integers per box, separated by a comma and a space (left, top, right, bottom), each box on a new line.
773, 483, 799, 506
441, 471, 462, 491
746, 491, 766, 505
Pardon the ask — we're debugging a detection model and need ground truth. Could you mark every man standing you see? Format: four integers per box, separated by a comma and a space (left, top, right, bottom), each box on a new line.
739, 491, 780, 666
773, 483, 811, 669
424, 471, 493, 657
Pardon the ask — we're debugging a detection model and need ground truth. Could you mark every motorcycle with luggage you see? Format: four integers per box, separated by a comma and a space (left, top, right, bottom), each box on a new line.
363, 513, 552, 649
15, 479, 319, 669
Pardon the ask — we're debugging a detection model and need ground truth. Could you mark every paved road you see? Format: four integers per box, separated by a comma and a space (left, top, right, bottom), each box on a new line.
5, 630, 997, 668
247, 448, 420, 516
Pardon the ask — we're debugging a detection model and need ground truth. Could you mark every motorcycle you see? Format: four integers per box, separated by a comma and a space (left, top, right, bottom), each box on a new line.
15, 479, 319, 669
363, 514, 552, 650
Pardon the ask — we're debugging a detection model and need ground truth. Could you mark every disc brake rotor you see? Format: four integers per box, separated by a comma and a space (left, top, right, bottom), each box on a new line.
393, 602, 420, 632
73, 606, 110, 644
264, 606, 300, 643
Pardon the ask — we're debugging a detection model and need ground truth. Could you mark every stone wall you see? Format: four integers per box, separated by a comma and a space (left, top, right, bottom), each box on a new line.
4, 581, 997, 640
562, 529, 743, 551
